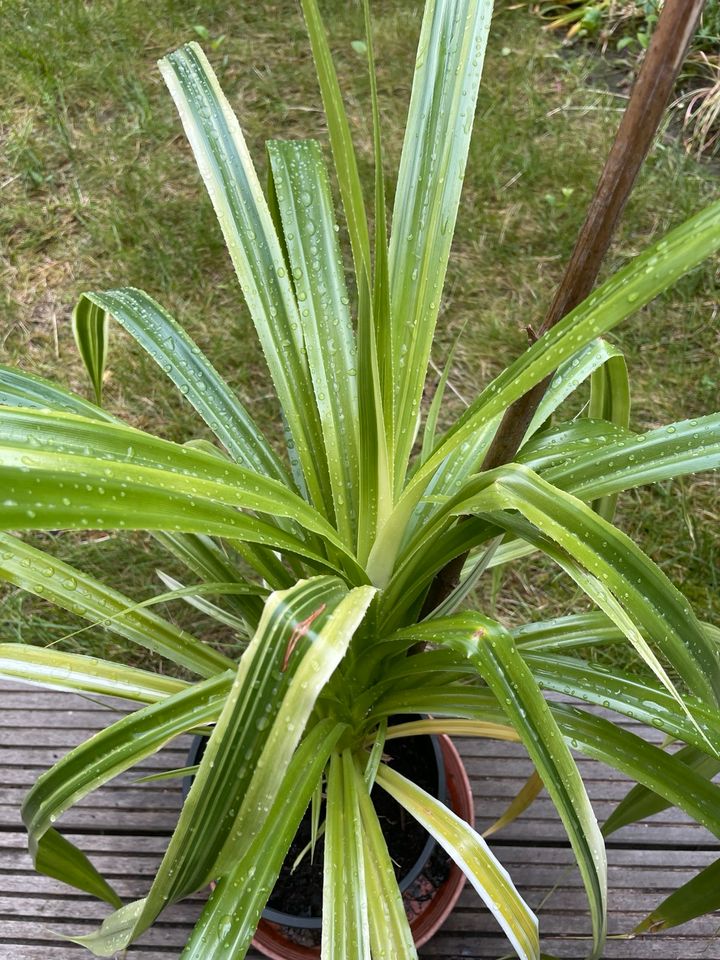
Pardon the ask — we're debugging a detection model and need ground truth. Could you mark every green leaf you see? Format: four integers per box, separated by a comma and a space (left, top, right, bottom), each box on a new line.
0, 410, 363, 579
370, 199, 720, 582
389, 0, 494, 491
180, 720, 344, 959
0, 365, 116, 422
159, 42, 331, 514
0, 642, 187, 703
523, 338, 627, 439
0, 531, 231, 677
0, 406, 340, 548
72, 294, 108, 405
634, 856, 720, 933
322, 750, 371, 960
154, 570, 259, 636
452, 465, 720, 706
36, 828, 122, 909
526, 653, 720, 756
587, 350, 630, 520
353, 758, 417, 960
375, 686, 720, 843
72, 577, 375, 955
22, 672, 231, 908
267, 140, 360, 545
298, 0, 371, 286
543, 412, 720, 500
603, 745, 720, 836
512, 612, 625, 653
376, 760, 540, 960
483, 771, 544, 838
77, 289, 288, 481
441, 620, 606, 959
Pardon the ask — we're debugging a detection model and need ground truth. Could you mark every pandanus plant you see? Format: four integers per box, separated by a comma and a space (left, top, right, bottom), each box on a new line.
1, 0, 719, 956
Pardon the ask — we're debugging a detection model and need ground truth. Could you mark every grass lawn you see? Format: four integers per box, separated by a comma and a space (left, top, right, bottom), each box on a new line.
1, 0, 718, 667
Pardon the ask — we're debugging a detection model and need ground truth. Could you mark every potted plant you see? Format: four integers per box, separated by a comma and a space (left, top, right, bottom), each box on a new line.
1, 0, 719, 957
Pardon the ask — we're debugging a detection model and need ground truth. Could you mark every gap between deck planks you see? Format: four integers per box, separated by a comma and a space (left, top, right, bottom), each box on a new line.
1, 680, 719, 959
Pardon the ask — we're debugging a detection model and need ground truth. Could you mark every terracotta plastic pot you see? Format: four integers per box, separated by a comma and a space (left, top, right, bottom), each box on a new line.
251, 736, 473, 960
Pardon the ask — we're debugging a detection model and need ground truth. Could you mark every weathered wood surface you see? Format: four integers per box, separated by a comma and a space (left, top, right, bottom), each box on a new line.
1, 680, 719, 959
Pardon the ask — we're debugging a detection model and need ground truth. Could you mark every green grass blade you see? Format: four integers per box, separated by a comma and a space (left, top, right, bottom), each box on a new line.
78, 289, 288, 481
0, 643, 187, 703
180, 720, 343, 960
388, 0, 494, 491
267, 140, 360, 545
0, 532, 231, 677
72, 294, 108, 405
159, 42, 330, 513
376, 761, 540, 960
441, 620, 605, 959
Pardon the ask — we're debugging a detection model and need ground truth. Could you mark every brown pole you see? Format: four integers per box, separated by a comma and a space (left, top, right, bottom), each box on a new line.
421, 0, 707, 616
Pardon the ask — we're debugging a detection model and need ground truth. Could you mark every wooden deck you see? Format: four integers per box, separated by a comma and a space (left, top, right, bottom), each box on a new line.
2, 679, 719, 959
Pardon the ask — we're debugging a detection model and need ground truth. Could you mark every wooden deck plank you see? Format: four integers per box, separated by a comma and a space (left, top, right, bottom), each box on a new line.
2, 679, 719, 958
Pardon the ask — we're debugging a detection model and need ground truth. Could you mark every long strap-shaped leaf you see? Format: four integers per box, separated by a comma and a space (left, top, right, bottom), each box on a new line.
0, 365, 116, 421
0, 460, 339, 570
23, 672, 230, 909
180, 720, 344, 959
159, 42, 331, 514
525, 653, 720, 757
74, 289, 289, 482
71, 295, 108, 405
298, 0, 371, 290
604, 744, 720, 837
375, 761, 540, 960
369, 200, 720, 583
376, 685, 720, 840
439, 620, 605, 959
451, 464, 720, 706
322, 750, 371, 960
353, 758, 417, 960
512, 612, 626, 653
634, 856, 720, 936
0, 643, 187, 703
267, 140, 360, 546
543, 412, 720, 498
70, 577, 375, 956
388, 0, 494, 492
0, 532, 231, 676
0, 406, 345, 552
